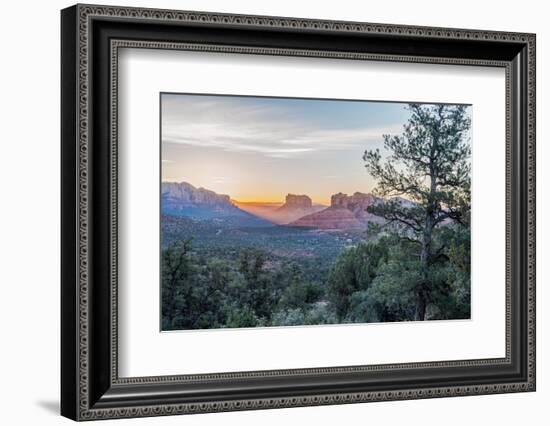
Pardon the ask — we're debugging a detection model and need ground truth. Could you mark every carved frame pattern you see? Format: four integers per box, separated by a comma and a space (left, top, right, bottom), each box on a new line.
61, 3, 536, 421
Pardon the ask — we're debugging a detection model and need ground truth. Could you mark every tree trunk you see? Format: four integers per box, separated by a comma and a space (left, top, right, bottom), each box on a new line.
415, 289, 427, 321
416, 233, 431, 321
417, 149, 437, 321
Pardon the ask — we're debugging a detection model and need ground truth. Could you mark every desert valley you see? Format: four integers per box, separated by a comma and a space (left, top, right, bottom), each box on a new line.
161, 181, 387, 232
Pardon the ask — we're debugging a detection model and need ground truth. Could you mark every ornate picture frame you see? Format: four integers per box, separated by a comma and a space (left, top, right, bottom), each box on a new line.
61, 4, 535, 421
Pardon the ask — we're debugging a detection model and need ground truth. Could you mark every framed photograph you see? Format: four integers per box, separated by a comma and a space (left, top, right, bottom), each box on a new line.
61, 4, 536, 421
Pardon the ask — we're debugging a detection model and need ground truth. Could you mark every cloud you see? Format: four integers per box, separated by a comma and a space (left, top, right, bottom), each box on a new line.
212, 176, 232, 184
162, 95, 402, 158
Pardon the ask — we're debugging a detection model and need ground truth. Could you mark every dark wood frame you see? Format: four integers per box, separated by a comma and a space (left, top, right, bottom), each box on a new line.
61, 4, 536, 421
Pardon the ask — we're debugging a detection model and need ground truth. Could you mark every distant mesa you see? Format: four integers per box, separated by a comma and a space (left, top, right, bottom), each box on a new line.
161, 181, 395, 231
161, 181, 271, 227
279, 194, 312, 210
290, 192, 384, 231
331, 192, 376, 210
235, 194, 325, 225
162, 181, 232, 208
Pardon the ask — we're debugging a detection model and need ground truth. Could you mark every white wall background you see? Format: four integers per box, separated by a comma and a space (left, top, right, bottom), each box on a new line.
0, 0, 546, 424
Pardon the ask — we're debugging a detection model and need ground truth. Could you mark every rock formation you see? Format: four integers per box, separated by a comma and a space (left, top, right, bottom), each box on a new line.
259, 194, 324, 224
290, 192, 383, 230
280, 194, 312, 209
161, 181, 271, 226
162, 181, 232, 208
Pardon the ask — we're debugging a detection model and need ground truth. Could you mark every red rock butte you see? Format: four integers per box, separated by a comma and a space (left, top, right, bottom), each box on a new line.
290, 192, 383, 230
280, 194, 313, 209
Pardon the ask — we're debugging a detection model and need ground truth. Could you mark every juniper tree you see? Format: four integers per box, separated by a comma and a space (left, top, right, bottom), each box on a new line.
363, 104, 471, 320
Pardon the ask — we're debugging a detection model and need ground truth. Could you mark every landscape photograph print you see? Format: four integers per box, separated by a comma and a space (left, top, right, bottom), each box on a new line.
160, 93, 472, 331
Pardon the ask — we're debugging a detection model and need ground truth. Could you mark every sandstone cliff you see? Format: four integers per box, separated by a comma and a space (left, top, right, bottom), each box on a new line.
290, 192, 383, 230
280, 194, 312, 209
162, 181, 232, 208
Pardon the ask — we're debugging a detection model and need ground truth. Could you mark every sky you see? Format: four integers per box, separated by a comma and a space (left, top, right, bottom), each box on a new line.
161, 93, 414, 204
